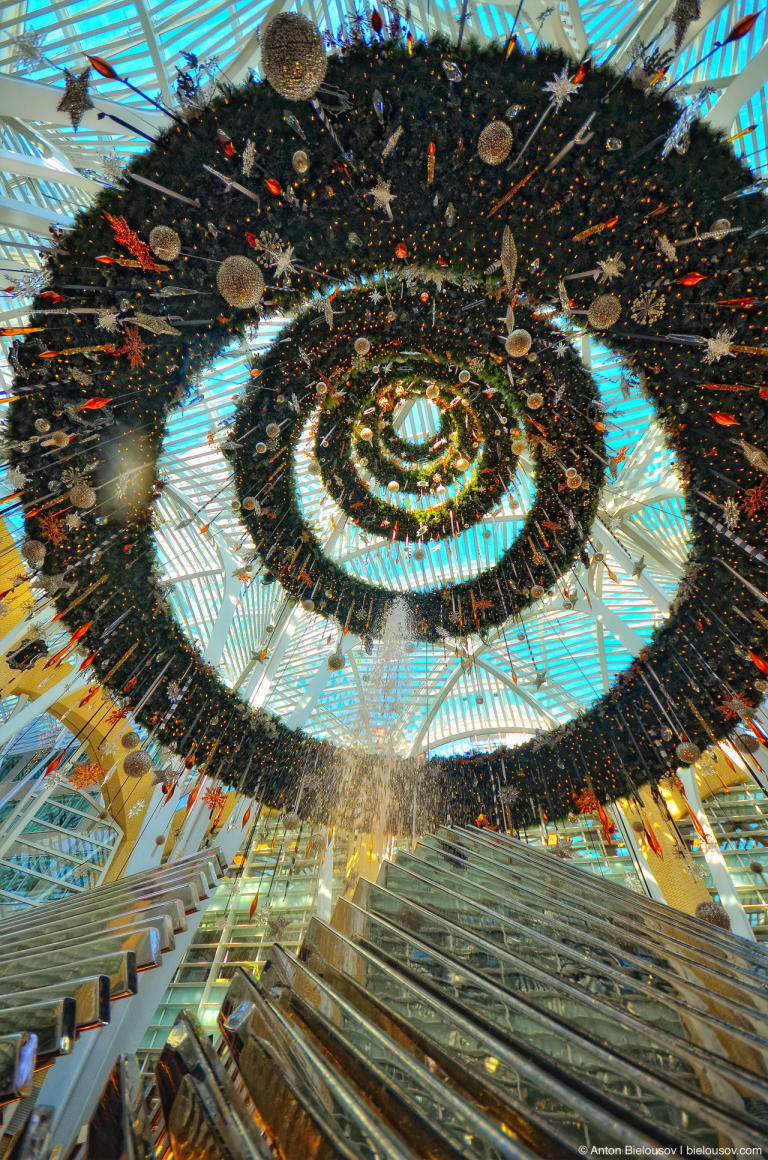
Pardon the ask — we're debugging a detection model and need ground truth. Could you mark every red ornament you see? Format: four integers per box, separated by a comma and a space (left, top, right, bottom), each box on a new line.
86, 53, 118, 80
749, 650, 768, 676
709, 411, 740, 426
394, 242, 407, 259
264, 177, 282, 196
725, 13, 759, 43
371, 9, 382, 34
678, 272, 707, 286
79, 397, 113, 410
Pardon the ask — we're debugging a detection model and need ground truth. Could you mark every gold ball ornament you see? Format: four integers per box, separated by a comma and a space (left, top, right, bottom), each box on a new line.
425, 383, 440, 401
458, 370, 471, 383
292, 149, 310, 175
123, 750, 153, 778
530, 584, 545, 599
301, 597, 315, 612
735, 731, 760, 755
695, 901, 730, 930
121, 731, 141, 750
242, 496, 259, 511
359, 426, 373, 443
21, 540, 46, 567
526, 392, 544, 410
587, 294, 621, 330
216, 255, 264, 309
387, 480, 400, 493
68, 482, 96, 509
34, 418, 51, 434
265, 422, 280, 439
676, 740, 701, 765
149, 225, 181, 262
354, 336, 371, 356
710, 218, 731, 239
412, 545, 426, 562
261, 13, 327, 101
505, 329, 532, 357
477, 120, 513, 165
47, 431, 69, 449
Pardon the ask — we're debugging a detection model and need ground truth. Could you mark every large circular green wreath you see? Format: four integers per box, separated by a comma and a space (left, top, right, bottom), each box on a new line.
230, 284, 603, 640
7, 32, 768, 827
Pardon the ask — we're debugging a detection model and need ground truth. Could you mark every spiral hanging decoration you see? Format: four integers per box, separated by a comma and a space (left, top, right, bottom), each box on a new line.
231, 285, 603, 639
6, 29, 768, 827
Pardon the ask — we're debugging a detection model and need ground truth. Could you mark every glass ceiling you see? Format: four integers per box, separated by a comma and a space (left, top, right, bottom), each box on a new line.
1, 0, 766, 760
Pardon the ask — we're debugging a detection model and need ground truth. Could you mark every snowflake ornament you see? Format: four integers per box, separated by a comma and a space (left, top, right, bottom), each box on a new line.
543, 67, 581, 110
271, 244, 299, 281
724, 497, 739, 530
630, 290, 666, 325
703, 328, 735, 364
656, 234, 677, 261
594, 254, 625, 283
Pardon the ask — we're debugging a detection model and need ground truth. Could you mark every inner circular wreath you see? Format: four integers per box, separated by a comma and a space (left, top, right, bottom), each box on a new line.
6, 36, 768, 827
230, 284, 604, 640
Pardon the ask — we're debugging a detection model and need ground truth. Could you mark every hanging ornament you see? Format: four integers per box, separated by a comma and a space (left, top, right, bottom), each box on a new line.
261, 13, 327, 101
672, 0, 701, 50
676, 740, 701, 765
216, 256, 265, 309
506, 329, 532, 357
68, 483, 96, 509
695, 901, 731, 930
123, 750, 153, 778
56, 68, 94, 130
292, 149, 310, 174
441, 60, 463, 83
21, 540, 46, 567
149, 225, 181, 261
587, 294, 621, 329
477, 120, 514, 165
354, 336, 371, 356
426, 141, 436, 184
327, 648, 345, 671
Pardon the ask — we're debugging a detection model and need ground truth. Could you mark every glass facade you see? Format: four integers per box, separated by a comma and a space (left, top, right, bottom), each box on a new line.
675, 781, 768, 942
136, 811, 353, 1075
0, 743, 122, 916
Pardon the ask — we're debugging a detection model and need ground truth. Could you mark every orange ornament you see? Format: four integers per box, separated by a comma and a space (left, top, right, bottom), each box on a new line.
395, 242, 407, 259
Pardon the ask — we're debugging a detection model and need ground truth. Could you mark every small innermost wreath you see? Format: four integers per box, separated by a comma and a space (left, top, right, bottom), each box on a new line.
5, 31, 768, 827
230, 285, 604, 641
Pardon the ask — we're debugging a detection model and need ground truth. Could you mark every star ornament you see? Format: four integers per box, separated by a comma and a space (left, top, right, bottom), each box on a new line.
57, 68, 94, 130
367, 177, 396, 220
543, 67, 581, 110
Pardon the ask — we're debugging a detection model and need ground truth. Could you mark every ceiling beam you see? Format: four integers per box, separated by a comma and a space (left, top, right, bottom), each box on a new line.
0, 71, 163, 136
0, 192, 73, 234
0, 145, 101, 193
705, 38, 768, 130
